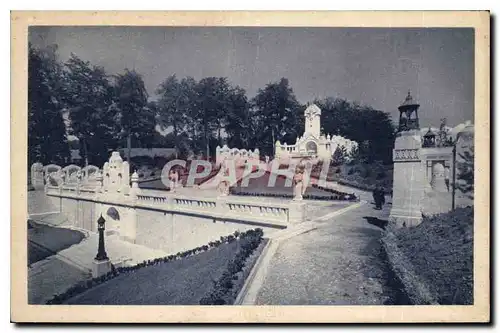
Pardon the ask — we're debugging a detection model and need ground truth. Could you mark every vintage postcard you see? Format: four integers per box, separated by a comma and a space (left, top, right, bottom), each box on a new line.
11, 11, 490, 323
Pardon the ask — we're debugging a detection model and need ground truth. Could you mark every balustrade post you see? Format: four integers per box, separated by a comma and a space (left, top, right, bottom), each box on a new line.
288, 201, 307, 225
216, 196, 229, 219
130, 171, 139, 200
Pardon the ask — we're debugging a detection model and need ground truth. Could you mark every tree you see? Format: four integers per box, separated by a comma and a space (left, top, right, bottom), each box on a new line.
62, 54, 119, 166
331, 145, 348, 166
437, 117, 453, 147
113, 69, 156, 162
223, 86, 253, 149
252, 78, 302, 156
457, 145, 474, 196
28, 43, 70, 166
316, 97, 395, 164
156, 75, 192, 158
195, 77, 233, 159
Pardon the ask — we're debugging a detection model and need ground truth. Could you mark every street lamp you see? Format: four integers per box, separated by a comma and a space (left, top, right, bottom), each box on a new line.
95, 214, 109, 261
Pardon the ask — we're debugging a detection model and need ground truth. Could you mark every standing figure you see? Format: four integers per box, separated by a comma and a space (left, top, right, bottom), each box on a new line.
379, 186, 386, 208
169, 168, 179, 193
372, 188, 379, 209
293, 166, 304, 201
373, 186, 384, 210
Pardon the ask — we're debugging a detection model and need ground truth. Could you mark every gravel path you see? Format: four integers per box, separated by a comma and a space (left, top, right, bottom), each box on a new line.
254, 201, 406, 305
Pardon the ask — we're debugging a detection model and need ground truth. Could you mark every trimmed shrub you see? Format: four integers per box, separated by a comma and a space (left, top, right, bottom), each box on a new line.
199, 228, 264, 305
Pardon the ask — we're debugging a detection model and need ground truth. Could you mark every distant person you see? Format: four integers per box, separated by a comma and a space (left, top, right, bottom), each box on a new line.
373, 186, 385, 210
372, 187, 381, 210
379, 186, 386, 207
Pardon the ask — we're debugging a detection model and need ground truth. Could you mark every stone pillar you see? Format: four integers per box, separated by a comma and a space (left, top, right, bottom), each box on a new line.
389, 130, 425, 228
31, 162, 45, 190
130, 171, 139, 198
92, 215, 111, 278
76, 170, 82, 195
289, 201, 306, 224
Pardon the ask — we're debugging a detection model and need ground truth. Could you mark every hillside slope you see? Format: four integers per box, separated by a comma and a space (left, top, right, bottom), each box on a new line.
383, 207, 473, 305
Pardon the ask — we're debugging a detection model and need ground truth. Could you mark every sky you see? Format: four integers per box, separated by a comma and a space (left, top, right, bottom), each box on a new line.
29, 26, 474, 128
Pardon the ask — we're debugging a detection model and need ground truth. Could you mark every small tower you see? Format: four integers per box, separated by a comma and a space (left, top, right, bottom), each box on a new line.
304, 104, 322, 137
423, 127, 436, 148
398, 90, 420, 132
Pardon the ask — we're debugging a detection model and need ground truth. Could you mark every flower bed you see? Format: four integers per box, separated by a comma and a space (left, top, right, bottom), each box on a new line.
46, 228, 265, 305
199, 229, 265, 305
229, 187, 357, 201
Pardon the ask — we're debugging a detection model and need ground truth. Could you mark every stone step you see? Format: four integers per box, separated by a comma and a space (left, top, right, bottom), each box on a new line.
28, 190, 59, 215
55, 233, 168, 271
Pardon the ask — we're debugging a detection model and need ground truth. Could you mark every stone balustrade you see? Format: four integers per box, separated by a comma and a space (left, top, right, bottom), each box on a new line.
46, 185, 299, 227
38, 152, 305, 229
137, 194, 167, 204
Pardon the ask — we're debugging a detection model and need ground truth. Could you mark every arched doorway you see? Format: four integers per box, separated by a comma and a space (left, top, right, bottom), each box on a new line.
306, 141, 318, 155
106, 207, 120, 221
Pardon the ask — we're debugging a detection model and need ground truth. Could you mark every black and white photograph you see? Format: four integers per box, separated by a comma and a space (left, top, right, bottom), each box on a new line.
11, 11, 489, 323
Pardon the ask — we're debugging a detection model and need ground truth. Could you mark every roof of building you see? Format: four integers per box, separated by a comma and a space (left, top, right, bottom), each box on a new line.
400, 90, 419, 107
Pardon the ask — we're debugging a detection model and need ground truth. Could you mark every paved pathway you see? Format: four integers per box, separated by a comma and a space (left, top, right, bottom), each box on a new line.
241, 200, 402, 305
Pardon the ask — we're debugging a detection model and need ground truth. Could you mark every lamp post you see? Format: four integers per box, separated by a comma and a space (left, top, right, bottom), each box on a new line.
95, 214, 109, 261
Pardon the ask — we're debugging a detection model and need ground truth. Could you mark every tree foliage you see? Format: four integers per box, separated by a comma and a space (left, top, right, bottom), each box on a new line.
252, 78, 303, 156
62, 54, 119, 166
316, 97, 396, 163
28, 43, 397, 167
113, 69, 156, 160
28, 43, 69, 166
457, 145, 474, 196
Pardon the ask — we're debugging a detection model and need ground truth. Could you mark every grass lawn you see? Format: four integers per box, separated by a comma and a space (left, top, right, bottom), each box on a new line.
28, 221, 86, 265
64, 240, 242, 305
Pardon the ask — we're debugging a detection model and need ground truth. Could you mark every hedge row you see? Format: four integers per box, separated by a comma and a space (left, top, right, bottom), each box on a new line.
230, 189, 357, 201
199, 228, 264, 305
310, 183, 358, 200
329, 177, 393, 195
46, 228, 262, 305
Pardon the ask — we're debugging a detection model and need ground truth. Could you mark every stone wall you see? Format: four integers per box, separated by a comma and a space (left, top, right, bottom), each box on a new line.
133, 208, 273, 254
47, 192, 281, 255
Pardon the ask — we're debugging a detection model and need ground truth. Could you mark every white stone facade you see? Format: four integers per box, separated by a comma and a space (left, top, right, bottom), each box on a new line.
215, 145, 260, 167
389, 122, 475, 227
274, 104, 358, 163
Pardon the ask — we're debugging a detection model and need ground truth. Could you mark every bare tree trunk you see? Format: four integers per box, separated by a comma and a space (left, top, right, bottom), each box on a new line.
127, 132, 132, 163
173, 123, 179, 159
204, 123, 209, 160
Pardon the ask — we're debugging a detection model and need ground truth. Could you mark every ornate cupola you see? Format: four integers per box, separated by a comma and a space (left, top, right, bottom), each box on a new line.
398, 90, 420, 132
423, 127, 436, 147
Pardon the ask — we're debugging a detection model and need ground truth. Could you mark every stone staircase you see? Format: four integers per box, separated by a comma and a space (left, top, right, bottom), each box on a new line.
55, 233, 169, 271
28, 190, 59, 216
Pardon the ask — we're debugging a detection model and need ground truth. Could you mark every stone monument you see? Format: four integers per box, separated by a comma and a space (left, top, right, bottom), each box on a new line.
103, 152, 130, 195
389, 91, 426, 228
275, 104, 358, 163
